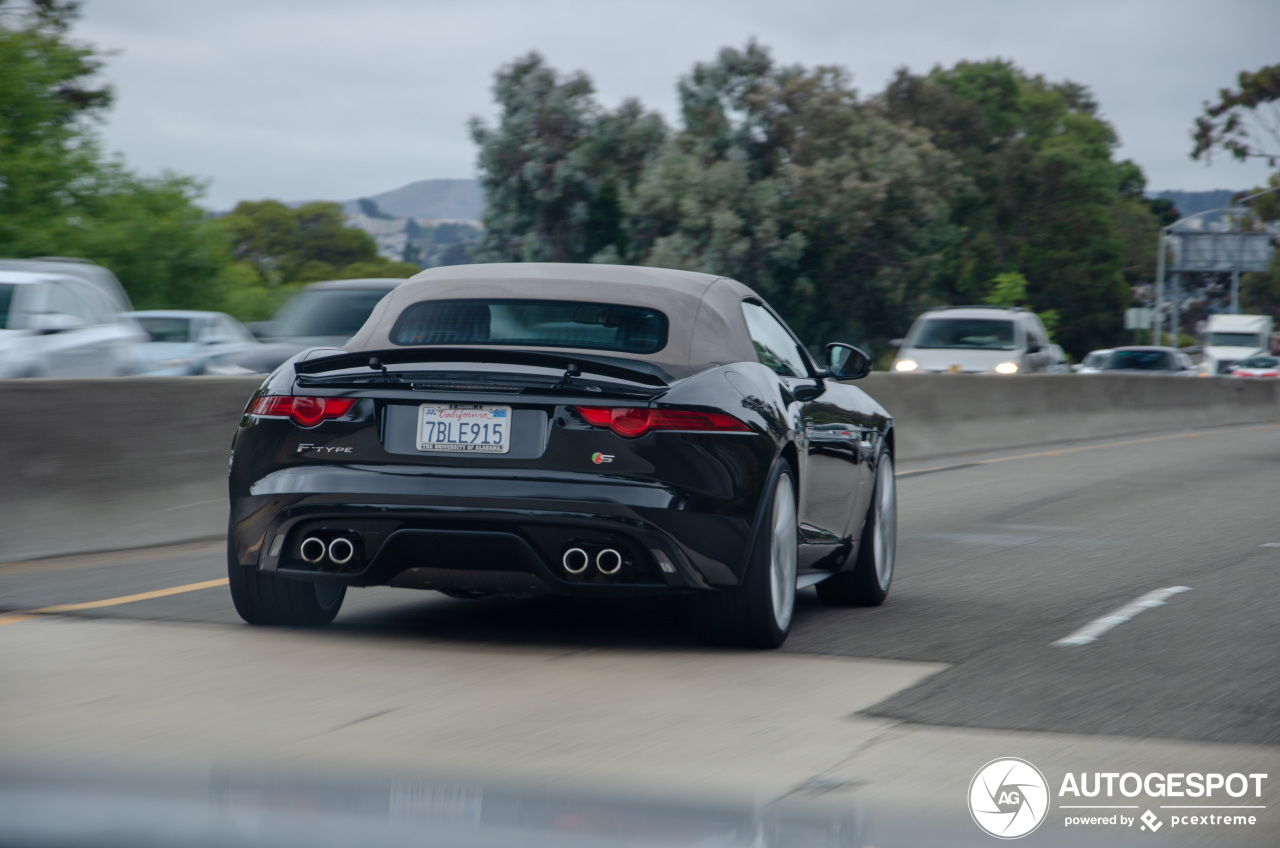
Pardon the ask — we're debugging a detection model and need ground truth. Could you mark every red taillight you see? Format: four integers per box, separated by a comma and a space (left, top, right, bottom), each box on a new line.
249, 396, 357, 428
575, 406, 750, 438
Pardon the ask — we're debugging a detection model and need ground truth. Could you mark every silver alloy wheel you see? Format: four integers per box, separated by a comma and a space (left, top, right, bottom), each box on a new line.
873, 456, 897, 591
769, 473, 799, 631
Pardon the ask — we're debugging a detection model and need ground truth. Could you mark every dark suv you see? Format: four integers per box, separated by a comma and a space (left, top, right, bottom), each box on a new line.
205, 278, 411, 375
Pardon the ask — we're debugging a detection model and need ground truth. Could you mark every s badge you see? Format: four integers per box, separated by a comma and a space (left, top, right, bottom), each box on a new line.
591, 452, 614, 464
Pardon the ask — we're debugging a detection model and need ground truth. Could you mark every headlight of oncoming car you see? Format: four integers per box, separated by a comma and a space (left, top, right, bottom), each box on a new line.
894, 359, 919, 372
994, 361, 1019, 374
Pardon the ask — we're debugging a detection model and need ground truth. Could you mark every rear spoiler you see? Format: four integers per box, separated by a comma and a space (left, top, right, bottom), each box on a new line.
294, 347, 670, 387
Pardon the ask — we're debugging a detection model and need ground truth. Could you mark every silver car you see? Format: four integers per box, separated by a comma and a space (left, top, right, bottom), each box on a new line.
0, 259, 145, 378
127, 310, 261, 375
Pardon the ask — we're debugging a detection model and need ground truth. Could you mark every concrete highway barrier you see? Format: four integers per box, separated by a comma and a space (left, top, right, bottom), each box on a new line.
859, 372, 1280, 459
0, 377, 259, 563
1, 374, 1276, 562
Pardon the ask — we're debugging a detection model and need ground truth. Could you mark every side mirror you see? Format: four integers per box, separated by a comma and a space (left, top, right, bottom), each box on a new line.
824, 343, 872, 380
888, 338, 904, 349
1026, 341, 1044, 354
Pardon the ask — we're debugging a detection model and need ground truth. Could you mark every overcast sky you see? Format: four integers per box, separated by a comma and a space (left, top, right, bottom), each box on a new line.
77, 0, 1279, 210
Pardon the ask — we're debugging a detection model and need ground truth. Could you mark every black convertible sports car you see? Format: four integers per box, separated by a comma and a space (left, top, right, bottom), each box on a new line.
227, 263, 896, 647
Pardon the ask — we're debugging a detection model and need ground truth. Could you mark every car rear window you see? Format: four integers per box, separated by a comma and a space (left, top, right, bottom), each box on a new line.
389, 299, 668, 354
1105, 350, 1174, 371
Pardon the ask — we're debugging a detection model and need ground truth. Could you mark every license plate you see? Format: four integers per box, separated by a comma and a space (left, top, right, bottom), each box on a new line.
417, 404, 511, 453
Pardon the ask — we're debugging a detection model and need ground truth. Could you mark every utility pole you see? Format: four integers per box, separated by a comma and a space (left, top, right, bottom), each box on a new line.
1152, 228, 1166, 346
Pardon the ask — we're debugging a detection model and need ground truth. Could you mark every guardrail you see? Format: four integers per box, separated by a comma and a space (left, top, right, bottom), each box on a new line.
1, 374, 1276, 562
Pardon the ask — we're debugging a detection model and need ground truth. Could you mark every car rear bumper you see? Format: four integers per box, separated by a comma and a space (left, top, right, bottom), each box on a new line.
230, 475, 755, 597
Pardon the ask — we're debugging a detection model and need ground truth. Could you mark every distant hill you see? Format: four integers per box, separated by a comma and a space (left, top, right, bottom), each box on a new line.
343, 178, 483, 222
1148, 189, 1238, 219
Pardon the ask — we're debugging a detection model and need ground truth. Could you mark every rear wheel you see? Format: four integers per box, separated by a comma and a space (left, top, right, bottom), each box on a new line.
227, 535, 345, 626
816, 450, 896, 606
690, 466, 798, 649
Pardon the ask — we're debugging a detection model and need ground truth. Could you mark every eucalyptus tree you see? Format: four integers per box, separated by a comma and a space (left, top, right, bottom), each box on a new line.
624, 42, 959, 349
470, 52, 666, 264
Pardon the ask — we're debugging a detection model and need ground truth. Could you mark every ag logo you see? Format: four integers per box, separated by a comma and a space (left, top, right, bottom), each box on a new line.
968, 758, 1049, 839
591, 452, 614, 464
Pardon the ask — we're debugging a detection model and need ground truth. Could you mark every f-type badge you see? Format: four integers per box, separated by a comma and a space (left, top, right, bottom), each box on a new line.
297, 443, 354, 455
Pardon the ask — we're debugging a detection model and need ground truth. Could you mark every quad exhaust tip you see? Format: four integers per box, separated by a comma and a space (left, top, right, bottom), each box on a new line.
562, 547, 590, 574
300, 536, 327, 563
596, 548, 623, 575
328, 537, 355, 565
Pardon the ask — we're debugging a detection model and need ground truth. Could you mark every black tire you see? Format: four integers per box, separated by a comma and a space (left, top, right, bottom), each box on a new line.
227, 535, 345, 626
689, 464, 798, 649
816, 449, 896, 607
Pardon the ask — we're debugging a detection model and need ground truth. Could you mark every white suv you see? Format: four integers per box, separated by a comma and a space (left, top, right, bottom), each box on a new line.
891, 306, 1059, 374
0, 258, 145, 378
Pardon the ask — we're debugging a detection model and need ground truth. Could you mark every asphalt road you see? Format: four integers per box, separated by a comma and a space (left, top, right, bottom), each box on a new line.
4, 423, 1277, 744
1, 422, 1278, 846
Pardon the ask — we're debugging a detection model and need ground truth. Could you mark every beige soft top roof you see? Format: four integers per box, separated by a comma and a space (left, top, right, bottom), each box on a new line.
344, 263, 762, 378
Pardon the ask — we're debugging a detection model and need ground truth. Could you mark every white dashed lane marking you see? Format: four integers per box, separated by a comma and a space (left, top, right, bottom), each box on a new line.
1052, 586, 1192, 647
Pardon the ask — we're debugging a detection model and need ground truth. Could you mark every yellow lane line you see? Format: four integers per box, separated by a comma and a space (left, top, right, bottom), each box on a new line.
0, 578, 229, 627
898, 423, 1280, 477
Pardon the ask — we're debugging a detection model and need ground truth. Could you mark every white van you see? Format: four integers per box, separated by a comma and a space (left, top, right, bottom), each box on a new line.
892, 306, 1059, 374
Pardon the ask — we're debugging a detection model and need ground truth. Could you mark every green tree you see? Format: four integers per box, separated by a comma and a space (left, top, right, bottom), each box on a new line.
46, 167, 232, 310
624, 43, 959, 349
0, 0, 111, 251
882, 60, 1152, 355
470, 52, 666, 264
982, 271, 1059, 337
983, 271, 1030, 307
220, 200, 393, 282
215, 199, 420, 318
0, 1, 233, 310
1192, 64, 1280, 167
